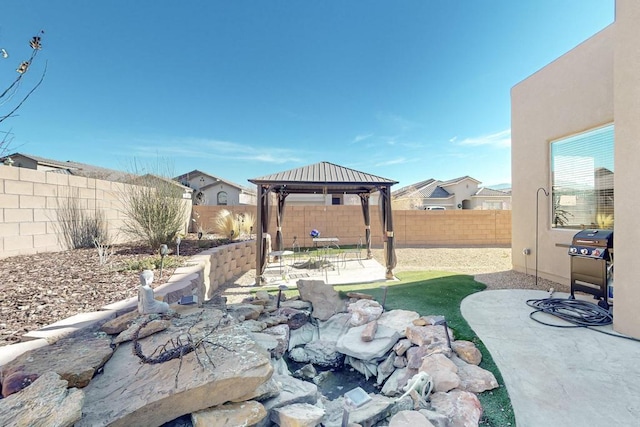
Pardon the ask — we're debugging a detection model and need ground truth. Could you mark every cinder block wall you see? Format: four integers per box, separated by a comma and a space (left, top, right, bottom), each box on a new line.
193, 205, 511, 248
0, 166, 192, 259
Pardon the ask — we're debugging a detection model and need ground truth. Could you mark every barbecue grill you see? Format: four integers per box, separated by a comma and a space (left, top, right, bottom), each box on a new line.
568, 229, 613, 309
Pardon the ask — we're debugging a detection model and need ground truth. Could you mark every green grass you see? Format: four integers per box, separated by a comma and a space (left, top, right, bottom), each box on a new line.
331, 271, 516, 427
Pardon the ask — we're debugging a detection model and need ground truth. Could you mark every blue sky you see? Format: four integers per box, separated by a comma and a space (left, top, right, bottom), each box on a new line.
1, 1, 613, 189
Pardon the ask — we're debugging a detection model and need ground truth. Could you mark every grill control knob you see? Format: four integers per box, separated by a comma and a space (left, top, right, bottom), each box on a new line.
580, 248, 589, 255
570, 247, 577, 254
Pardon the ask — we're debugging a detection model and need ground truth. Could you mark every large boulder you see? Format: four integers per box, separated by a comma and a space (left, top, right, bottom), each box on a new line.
297, 280, 346, 320
430, 390, 483, 427
1, 327, 114, 397
377, 310, 420, 337
77, 310, 273, 427
0, 371, 84, 427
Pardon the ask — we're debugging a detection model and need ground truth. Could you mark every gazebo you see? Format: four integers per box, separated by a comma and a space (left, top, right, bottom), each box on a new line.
248, 161, 398, 284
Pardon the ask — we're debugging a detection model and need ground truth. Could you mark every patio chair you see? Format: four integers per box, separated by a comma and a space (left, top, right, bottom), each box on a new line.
341, 237, 364, 268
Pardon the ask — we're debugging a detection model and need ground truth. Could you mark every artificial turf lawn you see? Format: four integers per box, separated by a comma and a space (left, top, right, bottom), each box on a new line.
333, 270, 516, 427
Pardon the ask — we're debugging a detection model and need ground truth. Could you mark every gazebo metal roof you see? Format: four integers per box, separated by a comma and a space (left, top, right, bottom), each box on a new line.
249, 161, 398, 194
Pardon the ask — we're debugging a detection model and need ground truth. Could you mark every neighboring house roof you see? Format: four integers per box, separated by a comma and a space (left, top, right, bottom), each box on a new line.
439, 175, 482, 186
473, 187, 511, 197
174, 169, 255, 194
249, 161, 397, 194
131, 173, 193, 193
1, 152, 130, 182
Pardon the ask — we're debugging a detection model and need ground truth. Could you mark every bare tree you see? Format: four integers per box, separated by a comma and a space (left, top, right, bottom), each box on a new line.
1, 30, 46, 156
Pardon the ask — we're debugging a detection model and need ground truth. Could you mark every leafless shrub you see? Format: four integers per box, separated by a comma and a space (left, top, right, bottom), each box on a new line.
55, 190, 108, 250
118, 162, 187, 250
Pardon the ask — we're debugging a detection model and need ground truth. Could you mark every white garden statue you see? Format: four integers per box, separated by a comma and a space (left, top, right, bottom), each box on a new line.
137, 269, 170, 315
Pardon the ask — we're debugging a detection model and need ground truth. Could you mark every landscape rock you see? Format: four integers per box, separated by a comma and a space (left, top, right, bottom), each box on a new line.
317, 312, 352, 342
406, 325, 453, 347
227, 303, 263, 321
337, 323, 400, 361
452, 356, 498, 393
418, 409, 450, 427
389, 410, 435, 427
348, 393, 395, 426
113, 318, 171, 344
381, 367, 417, 397
191, 400, 267, 427
430, 390, 483, 427
0, 327, 113, 396
451, 340, 482, 365
260, 373, 319, 413
263, 324, 290, 358
288, 322, 319, 350
376, 352, 397, 385
289, 340, 344, 367
271, 403, 325, 427
100, 309, 140, 334
393, 338, 413, 356
297, 280, 346, 320
77, 311, 273, 427
345, 356, 378, 380
0, 371, 84, 427
420, 354, 460, 393
361, 320, 378, 342
348, 299, 383, 326
377, 310, 420, 337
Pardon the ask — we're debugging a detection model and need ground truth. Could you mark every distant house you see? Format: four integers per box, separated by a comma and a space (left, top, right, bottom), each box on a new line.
392, 176, 511, 210
0, 152, 129, 182
174, 170, 256, 206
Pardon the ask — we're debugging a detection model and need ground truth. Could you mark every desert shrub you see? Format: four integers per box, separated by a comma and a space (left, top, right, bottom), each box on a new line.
119, 172, 187, 250
56, 190, 109, 250
212, 210, 255, 240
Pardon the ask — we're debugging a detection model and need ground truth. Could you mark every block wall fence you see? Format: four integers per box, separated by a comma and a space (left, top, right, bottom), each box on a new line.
0, 166, 192, 259
192, 205, 511, 248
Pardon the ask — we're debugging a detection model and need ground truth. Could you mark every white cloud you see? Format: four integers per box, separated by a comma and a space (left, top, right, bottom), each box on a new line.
352, 133, 373, 144
375, 157, 415, 167
455, 129, 511, 148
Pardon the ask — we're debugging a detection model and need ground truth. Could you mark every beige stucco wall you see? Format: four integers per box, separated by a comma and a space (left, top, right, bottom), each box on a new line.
193, 205, 511, 248
612, 0, 640, 337
512, 1, 640, 338
0, 166, 192, 259
511, 25, 614, 284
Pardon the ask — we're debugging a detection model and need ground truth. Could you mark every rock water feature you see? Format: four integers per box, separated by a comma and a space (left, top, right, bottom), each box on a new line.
0, 279, 498, 427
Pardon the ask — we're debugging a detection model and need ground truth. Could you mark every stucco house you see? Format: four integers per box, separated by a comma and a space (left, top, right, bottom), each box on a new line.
0, 152, 129, 182
174, 170, 256, 206
511, 0, 639, 338
392, 176, 511, 210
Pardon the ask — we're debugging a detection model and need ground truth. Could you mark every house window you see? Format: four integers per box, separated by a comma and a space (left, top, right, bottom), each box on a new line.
217, 191, 228, 205
550, 124, 614, 230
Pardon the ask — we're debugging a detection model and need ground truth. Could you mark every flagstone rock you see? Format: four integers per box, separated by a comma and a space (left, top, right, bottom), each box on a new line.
0, 327, 114, 396
100, 309, 140, 335
227, 303, 263, 321
260, 373, 319, 414
381, 367, 417, 397
348, 299, 383, 326
0, 371, 84, 427
288, 322, 319, 350
419, 354, 460, 393
406, 325, 453, 347
263, 324, 290, 358
297, 280, 346, 320
289, 340, 344, 368
378, 310, 420, 337
451, 340, 482, 366
113, 318, 171, 344
348, 393, 395, 426
361, 320, 378, 342
191, 401, 267, 427
418, 409, 450, 427
318, 312, 352, 342
77, 315, 273, 427
451, 356, 498, 393
345, 355, 378, 380
271, 403, 325, 427
337, 323, 400, 361
393, 338, 413, 356
377, 352, 397, 385
389, 410, 435, 427
430, 390, 483, 427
